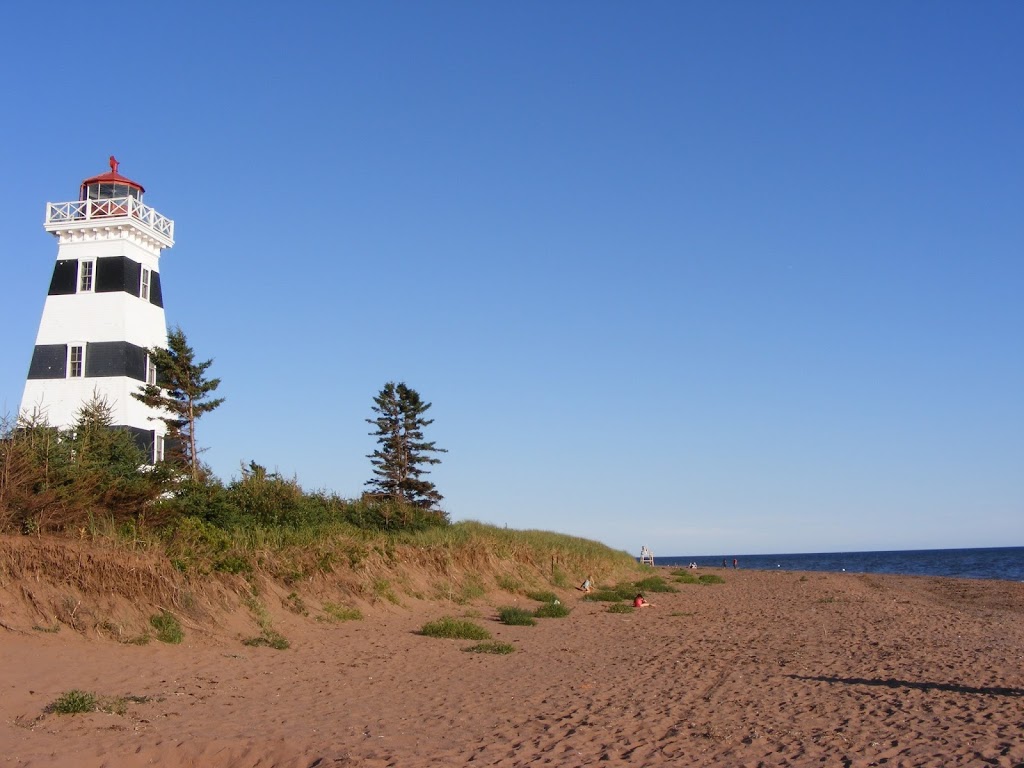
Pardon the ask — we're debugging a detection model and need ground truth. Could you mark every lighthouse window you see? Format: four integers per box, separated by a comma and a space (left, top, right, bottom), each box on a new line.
79, 261, 94, 292
146, 355, 157, 385
69, 345, 84, 378
141, 268, 151, 300
154, 435, 165, 463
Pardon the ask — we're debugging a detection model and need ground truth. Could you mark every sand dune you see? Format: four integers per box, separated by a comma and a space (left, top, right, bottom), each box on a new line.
2, 568, 1022, 767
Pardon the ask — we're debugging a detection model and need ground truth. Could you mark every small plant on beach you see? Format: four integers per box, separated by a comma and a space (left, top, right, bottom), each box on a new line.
284, 592, 308, 616
242, 594, 290, 649
460, 577, 487, 603
534, 601, 571, 618
321, 602, 362, 622
498, 606, 537, 626
673, 571, 699, 584
243, 630, 290, 650
464, 641, 515, 654
551, 566, 570, 588
373, 578, 401, 605
496, 575, 522, 593
587, 588, 631, 602
48, 690, 96, 714
149, 610, 183, 644
525, 590, 558, 604
634, 576, 677, 593
698, 574, 725, 585
607, 603, 634, 614
420, 616, 491, 640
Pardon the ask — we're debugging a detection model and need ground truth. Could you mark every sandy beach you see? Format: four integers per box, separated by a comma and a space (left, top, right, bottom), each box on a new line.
1, 567, 1022, 767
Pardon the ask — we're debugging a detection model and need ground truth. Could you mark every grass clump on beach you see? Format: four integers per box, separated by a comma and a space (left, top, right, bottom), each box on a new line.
464, 641, 515, 654
525, 590, 559, 604
243, 593, 291, 649
243, 630, 290, 650
498, 606, 537, 626
421, 616, 491, 640
673, 571, 724, 585
149, 610, 183, 644
322, 602, 362, 622
534, 601, 571, 618
633, 576, 677, 593
607, 603, 635, 614
47, 690, 96, 714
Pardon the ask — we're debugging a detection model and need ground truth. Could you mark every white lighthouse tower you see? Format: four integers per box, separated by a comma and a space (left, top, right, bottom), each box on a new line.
20, 157, 175, 462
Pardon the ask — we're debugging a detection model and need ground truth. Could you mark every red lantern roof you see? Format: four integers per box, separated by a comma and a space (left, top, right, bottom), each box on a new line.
79, 156, 145, 199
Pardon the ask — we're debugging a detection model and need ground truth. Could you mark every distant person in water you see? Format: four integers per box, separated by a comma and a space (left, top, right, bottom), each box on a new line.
633, 593, 652, 608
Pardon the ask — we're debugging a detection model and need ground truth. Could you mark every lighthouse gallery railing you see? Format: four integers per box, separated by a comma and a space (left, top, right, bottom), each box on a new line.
46, 197, 174, 240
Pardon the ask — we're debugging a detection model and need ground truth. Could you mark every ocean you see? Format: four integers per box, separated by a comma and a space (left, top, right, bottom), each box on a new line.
652, 546, 1024, 582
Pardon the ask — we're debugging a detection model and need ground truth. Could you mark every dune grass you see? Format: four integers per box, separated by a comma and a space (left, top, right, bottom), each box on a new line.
464, 641, 515, 654
534, 601, 571, 618
322, 602, 362, 622
498, 607, 537, 626
420, 616, 491, 640
47, 690, 96, 714
149, 610, 183, 644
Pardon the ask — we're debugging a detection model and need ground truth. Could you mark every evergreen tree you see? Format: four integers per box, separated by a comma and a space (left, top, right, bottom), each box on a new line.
132, 326, 224, 482
365, 382, 447, 508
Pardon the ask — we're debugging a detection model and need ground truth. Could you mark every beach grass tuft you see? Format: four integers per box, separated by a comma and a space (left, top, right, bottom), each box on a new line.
525, 590, 559, 604
607, 603, 634, 614
420, 616, 491, 640
149, 610, 183, 644
633, 576, 678, 593
322, 602, 362, 622
698, 574, 725, 585
464, 641, 515, 654
533, 601, 571, 618
497, 606, 537, 626
47, 690, 96, 714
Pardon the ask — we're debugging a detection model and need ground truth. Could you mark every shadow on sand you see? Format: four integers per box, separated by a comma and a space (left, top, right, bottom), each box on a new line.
787, 674, 1022, 698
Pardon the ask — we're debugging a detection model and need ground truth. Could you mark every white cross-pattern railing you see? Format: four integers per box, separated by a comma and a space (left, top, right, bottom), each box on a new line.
46, 197, 174, 241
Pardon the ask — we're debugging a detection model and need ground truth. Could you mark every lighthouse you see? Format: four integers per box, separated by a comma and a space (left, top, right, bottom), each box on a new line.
20, 157, 175, 463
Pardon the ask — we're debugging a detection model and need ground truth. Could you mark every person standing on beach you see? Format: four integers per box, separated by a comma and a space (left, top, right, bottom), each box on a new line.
733, 558, 738, 568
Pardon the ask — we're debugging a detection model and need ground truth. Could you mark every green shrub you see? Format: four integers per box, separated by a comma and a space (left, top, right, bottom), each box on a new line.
48, 690, 96, 714
534, 601, 571, 618
525, 590, 558, 604
674, 571, 699, 584
149, 610, 183, 644
588, 587, 633, 602
496, 575, 522, 593
243, 630, 290, 650
497, 607, 537, 626
322, 602, 362, 622
633, 576, 677, 593
420, 616, 490, 640
464, 641, 515, 654
698, 574, 725, 585
608, 603, 634, 613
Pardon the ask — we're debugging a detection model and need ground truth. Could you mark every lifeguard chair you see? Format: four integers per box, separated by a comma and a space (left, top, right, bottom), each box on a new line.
640, 546, 654, 565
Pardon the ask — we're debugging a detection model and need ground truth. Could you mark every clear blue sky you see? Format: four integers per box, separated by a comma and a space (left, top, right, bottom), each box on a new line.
2, 2, 1021, 556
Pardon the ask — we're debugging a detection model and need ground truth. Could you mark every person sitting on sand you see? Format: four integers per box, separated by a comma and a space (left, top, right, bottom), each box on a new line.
578, 578, 593, 593
633, 593, 652, 608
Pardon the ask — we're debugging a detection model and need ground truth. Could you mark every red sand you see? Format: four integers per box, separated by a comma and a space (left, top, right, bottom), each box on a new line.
2, 568, 1022, 767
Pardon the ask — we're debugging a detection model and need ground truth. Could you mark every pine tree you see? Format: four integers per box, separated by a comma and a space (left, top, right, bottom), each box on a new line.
132, 326, 224, 482
365, 382, 447, 508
